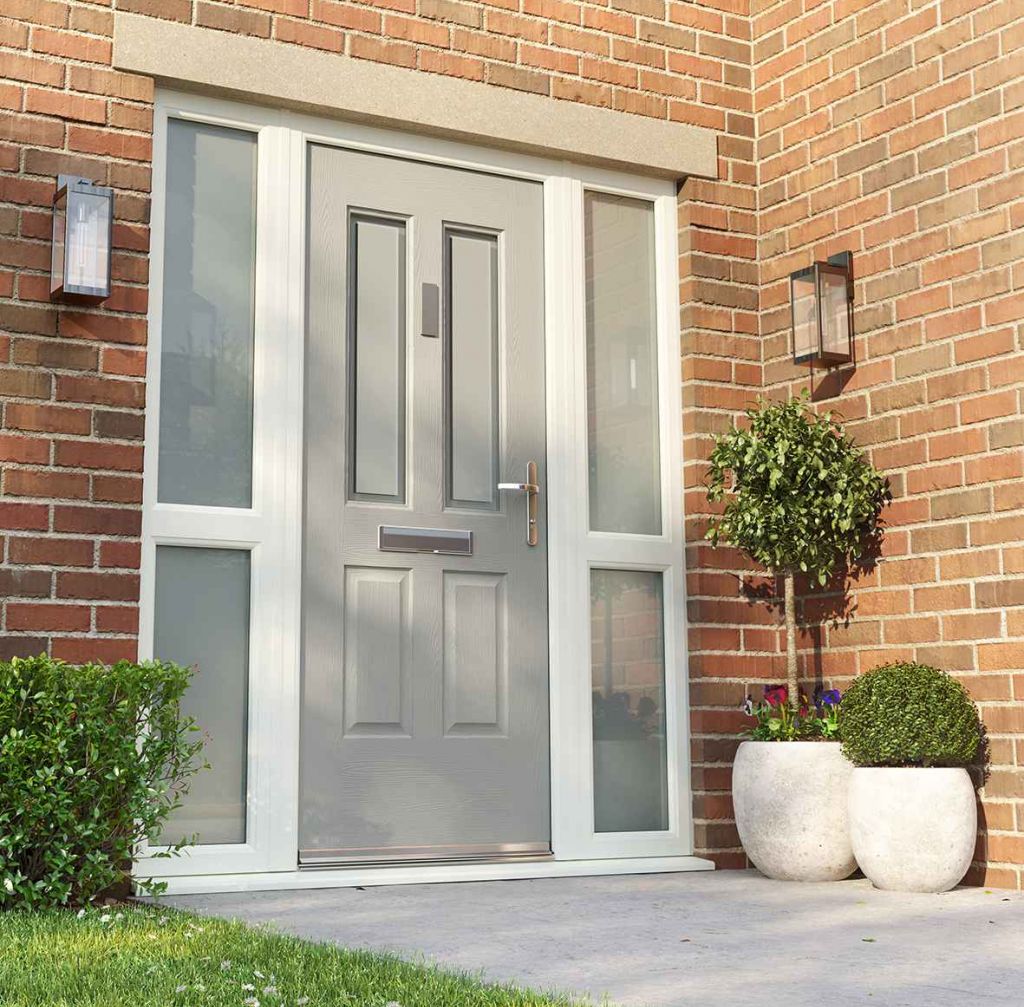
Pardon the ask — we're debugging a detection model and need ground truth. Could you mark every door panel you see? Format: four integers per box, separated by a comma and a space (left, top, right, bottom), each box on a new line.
301, 145, 549, 864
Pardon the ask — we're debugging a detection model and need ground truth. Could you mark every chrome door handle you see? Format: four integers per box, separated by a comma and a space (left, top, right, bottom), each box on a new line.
497, 461, 540, 547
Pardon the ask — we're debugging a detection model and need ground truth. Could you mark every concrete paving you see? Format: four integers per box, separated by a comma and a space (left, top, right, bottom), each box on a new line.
166, 869, 1024, 1006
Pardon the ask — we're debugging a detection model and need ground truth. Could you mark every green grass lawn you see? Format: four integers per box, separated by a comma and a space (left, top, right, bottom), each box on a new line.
0, 904, 580, 1007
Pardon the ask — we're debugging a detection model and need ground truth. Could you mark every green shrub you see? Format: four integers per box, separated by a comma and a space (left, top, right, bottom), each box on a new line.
0, 655, 204, 909
840, 661, 982, 768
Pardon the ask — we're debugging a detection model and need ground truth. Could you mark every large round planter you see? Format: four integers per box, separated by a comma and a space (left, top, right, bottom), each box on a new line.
733, 741, 856, 882
849, 767, 976, 893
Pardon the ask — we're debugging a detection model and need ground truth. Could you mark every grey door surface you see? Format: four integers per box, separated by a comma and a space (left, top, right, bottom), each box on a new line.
300, 145, 549, 865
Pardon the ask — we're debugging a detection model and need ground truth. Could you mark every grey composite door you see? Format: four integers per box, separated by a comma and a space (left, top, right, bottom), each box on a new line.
300, 144, 550, 865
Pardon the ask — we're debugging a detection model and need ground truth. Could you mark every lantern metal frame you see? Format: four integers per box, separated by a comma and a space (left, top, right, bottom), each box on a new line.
790, 250, 854, 367
50, 173, 114, 304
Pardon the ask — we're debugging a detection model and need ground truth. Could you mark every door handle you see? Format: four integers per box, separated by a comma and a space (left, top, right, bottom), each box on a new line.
498, 461, 540, 547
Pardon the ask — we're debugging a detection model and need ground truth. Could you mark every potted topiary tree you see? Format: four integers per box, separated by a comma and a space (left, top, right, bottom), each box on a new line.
841, 661, 983, 893
705, 393, 890, 882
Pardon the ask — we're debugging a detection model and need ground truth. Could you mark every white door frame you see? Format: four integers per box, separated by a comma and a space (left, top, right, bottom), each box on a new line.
137, 89, 709, 893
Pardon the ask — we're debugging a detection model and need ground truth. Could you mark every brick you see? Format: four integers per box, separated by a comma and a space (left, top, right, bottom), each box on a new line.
54, 440, 143, 472
51, 637, 137, 663
53, 505, 141, 537
5, 403, 91, 436
0, 568, 52, 598
976, 580, 1024, 608
6, 603, 90, 632
31, 28, 110, 65
195, 1, 271, 37
55, 375, 145, 409
56, 571, 139, 602
5, 470, 90, 500
8, 536, 94, 567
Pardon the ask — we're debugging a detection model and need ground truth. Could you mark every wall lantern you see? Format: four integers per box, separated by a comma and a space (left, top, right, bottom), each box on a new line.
50, 174, 113, 304
790, 251, 854, 366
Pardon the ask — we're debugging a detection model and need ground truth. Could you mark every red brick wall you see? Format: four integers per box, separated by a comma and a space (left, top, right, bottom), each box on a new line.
687, 0, 1024, 889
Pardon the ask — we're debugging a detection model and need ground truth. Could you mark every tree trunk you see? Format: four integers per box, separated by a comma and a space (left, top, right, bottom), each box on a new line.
783, 570, 799, 706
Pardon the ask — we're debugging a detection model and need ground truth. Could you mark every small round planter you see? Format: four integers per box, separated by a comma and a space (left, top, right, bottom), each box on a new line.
849, 767, 976, 893
733, 740, 856, 882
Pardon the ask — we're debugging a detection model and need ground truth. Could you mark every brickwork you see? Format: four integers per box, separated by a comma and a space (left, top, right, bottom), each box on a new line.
686, 0, 1024, 888
2, 0, 1024, 886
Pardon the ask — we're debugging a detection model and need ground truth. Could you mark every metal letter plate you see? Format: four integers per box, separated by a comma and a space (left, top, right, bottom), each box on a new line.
378, 526, 473, 556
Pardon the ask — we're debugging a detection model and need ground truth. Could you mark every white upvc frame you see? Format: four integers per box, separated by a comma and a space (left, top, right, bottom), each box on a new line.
138, 89, 702, 892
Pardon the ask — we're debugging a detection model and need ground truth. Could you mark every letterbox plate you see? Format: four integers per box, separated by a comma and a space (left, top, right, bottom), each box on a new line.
378, 526, 473, 556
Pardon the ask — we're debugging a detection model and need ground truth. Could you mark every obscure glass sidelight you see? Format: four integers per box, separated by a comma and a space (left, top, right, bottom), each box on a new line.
584, 192, 662, 535
590, 568, 669, 833
446, 228, 499, 509
158, 119, 257, 508
153, 546, 251, 846
348, 213, 407, 501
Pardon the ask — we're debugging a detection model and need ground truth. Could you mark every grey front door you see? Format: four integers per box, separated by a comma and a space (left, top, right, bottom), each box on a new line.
300, 144, 549, 865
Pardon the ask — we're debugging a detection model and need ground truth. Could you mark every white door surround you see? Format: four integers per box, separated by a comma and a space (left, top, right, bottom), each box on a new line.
137, 90, 711, 894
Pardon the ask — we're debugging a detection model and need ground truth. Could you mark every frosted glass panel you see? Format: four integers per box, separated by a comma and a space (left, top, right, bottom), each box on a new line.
158, 119, 256, 507
447, 228, 498, 508
591, 568, 668, 833
584, 192, 661, 535
154, 546, 250, 846
350, 214, 406, 501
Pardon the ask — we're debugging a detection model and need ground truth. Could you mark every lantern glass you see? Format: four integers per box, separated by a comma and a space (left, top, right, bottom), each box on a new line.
819, 266, 851, 362
791, 268, 817, 364
50, 176, 113, 302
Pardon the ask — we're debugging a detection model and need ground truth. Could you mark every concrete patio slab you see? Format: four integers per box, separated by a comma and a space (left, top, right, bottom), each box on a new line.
165, 870, 1024, 1006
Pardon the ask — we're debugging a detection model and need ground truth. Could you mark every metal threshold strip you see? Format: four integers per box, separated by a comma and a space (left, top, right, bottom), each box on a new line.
299, 842, 553, 869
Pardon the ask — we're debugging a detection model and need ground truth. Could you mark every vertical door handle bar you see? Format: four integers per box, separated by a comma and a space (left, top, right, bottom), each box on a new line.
497, 461, 540, 547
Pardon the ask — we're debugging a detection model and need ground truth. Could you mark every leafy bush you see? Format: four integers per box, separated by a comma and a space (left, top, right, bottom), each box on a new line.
0, 655, 204, 908
706, 393, 890, 705
840, 662, 982, 768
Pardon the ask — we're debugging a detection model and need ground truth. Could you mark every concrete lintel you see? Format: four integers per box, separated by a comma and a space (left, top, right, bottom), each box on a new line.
113, 13, 718, 181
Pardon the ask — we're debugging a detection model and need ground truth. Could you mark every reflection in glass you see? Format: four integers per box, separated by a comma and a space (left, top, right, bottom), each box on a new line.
820, 269, 851, 359
591, 568, 668, 833
153, 546, 250, 846
584, 192, 662, 535
158, 119, 257, 507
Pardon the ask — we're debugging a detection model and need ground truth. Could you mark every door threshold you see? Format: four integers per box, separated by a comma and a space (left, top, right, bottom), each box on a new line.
145, 855, 715, 896
299, 852, 554, 870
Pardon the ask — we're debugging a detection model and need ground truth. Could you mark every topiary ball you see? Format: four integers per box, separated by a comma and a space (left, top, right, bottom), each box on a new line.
840, 661, 982, 768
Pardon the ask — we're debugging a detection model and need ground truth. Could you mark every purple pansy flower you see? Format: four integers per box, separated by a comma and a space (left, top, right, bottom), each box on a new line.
815, 687, 841, 708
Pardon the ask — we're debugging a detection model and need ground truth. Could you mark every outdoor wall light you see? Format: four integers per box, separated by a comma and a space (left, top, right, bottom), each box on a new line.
50, 174, 113, 303
790, 251, 854, 366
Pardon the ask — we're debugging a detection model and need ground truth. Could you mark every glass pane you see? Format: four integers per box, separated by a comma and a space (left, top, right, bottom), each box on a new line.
584, 192, 661, 535
446, 228, 498, 508
820, 269, 850, 359
349, 214, 406, 501
153, 546, 250, 846
591, 568, 668, 833
158, 119, 257, 508
792, 270, 817, 362
66, 189, 110, 292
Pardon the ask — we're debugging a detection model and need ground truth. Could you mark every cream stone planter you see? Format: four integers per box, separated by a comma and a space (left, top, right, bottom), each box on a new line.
849, 767, 977, 893
732, 741, 856, 882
